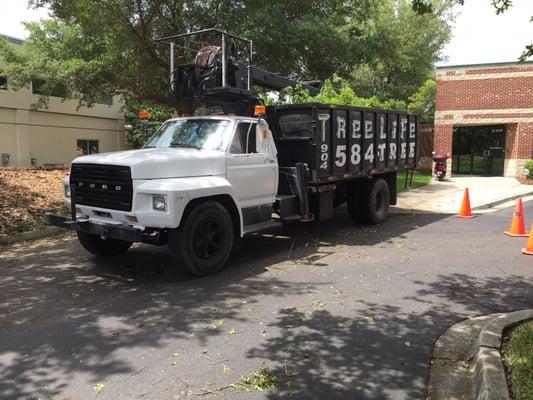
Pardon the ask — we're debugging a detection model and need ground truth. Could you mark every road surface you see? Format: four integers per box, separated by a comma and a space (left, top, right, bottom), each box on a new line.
1, 202, 532, 399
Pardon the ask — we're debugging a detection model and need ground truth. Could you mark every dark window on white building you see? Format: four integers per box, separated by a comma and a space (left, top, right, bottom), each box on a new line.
77, 139, 99, 155
32, 79, 67, 97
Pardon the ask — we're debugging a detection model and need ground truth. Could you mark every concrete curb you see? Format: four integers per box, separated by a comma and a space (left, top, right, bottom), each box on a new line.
474, 310, 533, 400
427, 309, 533, 400
472, 190, 533, 210
0, 226, 64, 246
393, 190, 533, 215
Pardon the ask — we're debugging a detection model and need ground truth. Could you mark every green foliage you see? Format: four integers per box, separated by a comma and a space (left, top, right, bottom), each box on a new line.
230, 363, 278, 392
124, 100, 175, 148
523, 160, 533, 180
347, 0, 452, 101
411, 0, 435, 14
502, 321, 533, 400
0, 0, 453, 108
278, 75, 407, 111
408, 78, 436, 123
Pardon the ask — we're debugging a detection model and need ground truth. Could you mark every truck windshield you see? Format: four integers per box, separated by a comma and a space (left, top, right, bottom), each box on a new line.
144, 119, 231, 150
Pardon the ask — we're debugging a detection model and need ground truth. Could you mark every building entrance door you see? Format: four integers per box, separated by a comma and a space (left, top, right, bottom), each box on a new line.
452, 125, 506, 176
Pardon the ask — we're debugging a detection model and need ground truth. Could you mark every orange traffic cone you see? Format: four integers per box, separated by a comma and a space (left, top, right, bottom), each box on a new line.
521, 224, 533, 255
458, 188, 474, 219
505, 199, 528, 237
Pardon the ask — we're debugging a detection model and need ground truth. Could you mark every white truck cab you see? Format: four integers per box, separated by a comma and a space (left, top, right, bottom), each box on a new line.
49, 115, 281, 276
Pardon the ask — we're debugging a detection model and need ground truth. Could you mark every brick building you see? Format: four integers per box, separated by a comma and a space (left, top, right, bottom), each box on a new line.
434, 61, 533, 177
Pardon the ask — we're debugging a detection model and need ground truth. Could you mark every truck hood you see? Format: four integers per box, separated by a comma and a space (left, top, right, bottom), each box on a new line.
72, 148, 226, 179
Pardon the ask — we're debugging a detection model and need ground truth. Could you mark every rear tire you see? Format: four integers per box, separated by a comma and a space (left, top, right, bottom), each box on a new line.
77, 231, 133, 257
361, 178, 390, 224
169, 201, 234, 277
349, 178, 390, 225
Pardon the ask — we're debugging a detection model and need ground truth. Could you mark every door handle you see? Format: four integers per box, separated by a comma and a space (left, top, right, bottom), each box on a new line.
264, 158, 274, 164
483, 150, 490, 157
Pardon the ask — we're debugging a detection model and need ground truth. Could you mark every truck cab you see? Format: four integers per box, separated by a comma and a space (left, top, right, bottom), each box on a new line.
49, 115, 282, 276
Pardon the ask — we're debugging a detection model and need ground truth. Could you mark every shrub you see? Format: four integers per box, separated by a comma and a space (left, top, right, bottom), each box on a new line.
523, 160, 533, 179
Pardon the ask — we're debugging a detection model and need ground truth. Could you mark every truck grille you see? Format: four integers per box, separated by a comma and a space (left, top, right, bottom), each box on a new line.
70, 164, 133, 212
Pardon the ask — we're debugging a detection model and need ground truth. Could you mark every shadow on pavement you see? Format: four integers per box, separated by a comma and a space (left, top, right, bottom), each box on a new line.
0, 209, 450, 399
246, 275, 533, 400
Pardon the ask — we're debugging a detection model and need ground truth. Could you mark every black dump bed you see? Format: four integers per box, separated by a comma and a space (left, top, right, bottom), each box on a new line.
266, 103, 419, 185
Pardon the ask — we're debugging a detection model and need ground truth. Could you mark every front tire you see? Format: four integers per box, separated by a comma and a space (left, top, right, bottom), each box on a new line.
169, 201, 234, 276
77, 231, 133, 257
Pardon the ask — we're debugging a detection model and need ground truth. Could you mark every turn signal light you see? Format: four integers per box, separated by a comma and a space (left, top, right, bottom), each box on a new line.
254, 105, 266, 116
126, 215, 138, 223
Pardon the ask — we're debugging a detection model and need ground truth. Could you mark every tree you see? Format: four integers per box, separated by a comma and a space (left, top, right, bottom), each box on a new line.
124, 100, 175, 148
0, 0, 453, 108
348, 0, 451, 101
408, 78, 435, 123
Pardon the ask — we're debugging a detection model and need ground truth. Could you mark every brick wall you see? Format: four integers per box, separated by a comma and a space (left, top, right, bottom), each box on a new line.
516, 123, 533, 159
436, 77, 533, 111
434, 62, 533, 177
433, 124, 453, 154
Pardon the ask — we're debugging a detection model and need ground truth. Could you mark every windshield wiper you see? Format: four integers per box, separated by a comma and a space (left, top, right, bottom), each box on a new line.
170, 143, 202, 150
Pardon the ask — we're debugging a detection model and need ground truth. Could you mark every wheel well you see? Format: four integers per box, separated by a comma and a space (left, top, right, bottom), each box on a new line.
181, 195, 241, 236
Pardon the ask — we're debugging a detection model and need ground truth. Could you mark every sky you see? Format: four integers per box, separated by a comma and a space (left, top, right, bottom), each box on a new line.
439, 0, 533, 65
1, 1, 533, 66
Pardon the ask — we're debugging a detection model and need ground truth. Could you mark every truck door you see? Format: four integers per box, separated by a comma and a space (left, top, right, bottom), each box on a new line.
227, 121, 278, 208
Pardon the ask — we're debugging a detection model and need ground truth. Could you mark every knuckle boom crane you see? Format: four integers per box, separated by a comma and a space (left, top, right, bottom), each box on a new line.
155, 28, 321, 114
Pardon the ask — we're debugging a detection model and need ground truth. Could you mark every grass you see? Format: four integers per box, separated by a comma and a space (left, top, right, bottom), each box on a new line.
396, 171, 432, 193
502, 321, 533, 400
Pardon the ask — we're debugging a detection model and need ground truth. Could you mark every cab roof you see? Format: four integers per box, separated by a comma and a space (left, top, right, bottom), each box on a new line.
166, 115, 259, 122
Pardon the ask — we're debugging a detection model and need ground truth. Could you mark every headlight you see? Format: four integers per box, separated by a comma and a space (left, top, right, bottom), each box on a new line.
64, 184, 71, 197
152, 195, 167, 211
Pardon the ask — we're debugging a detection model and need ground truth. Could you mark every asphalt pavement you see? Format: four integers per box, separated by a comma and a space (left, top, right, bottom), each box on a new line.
1, 202, 532, 400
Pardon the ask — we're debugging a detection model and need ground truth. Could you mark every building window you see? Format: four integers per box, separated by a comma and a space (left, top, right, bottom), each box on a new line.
32, 79, 46, 94
85, 93, 113, 106
100, 96, 113, 106
77, 139, 99, 156
32, 78, 67, 97
0, 75, 7, 90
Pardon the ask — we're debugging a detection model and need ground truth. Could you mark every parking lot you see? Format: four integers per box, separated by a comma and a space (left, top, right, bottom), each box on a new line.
1, 203, 532, 400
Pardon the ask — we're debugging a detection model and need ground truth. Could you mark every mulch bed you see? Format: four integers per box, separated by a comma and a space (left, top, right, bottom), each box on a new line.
0, 167, 68, 238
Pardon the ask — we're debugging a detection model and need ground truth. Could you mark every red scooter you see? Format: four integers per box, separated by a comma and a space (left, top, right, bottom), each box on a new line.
432, 151, 448, 181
